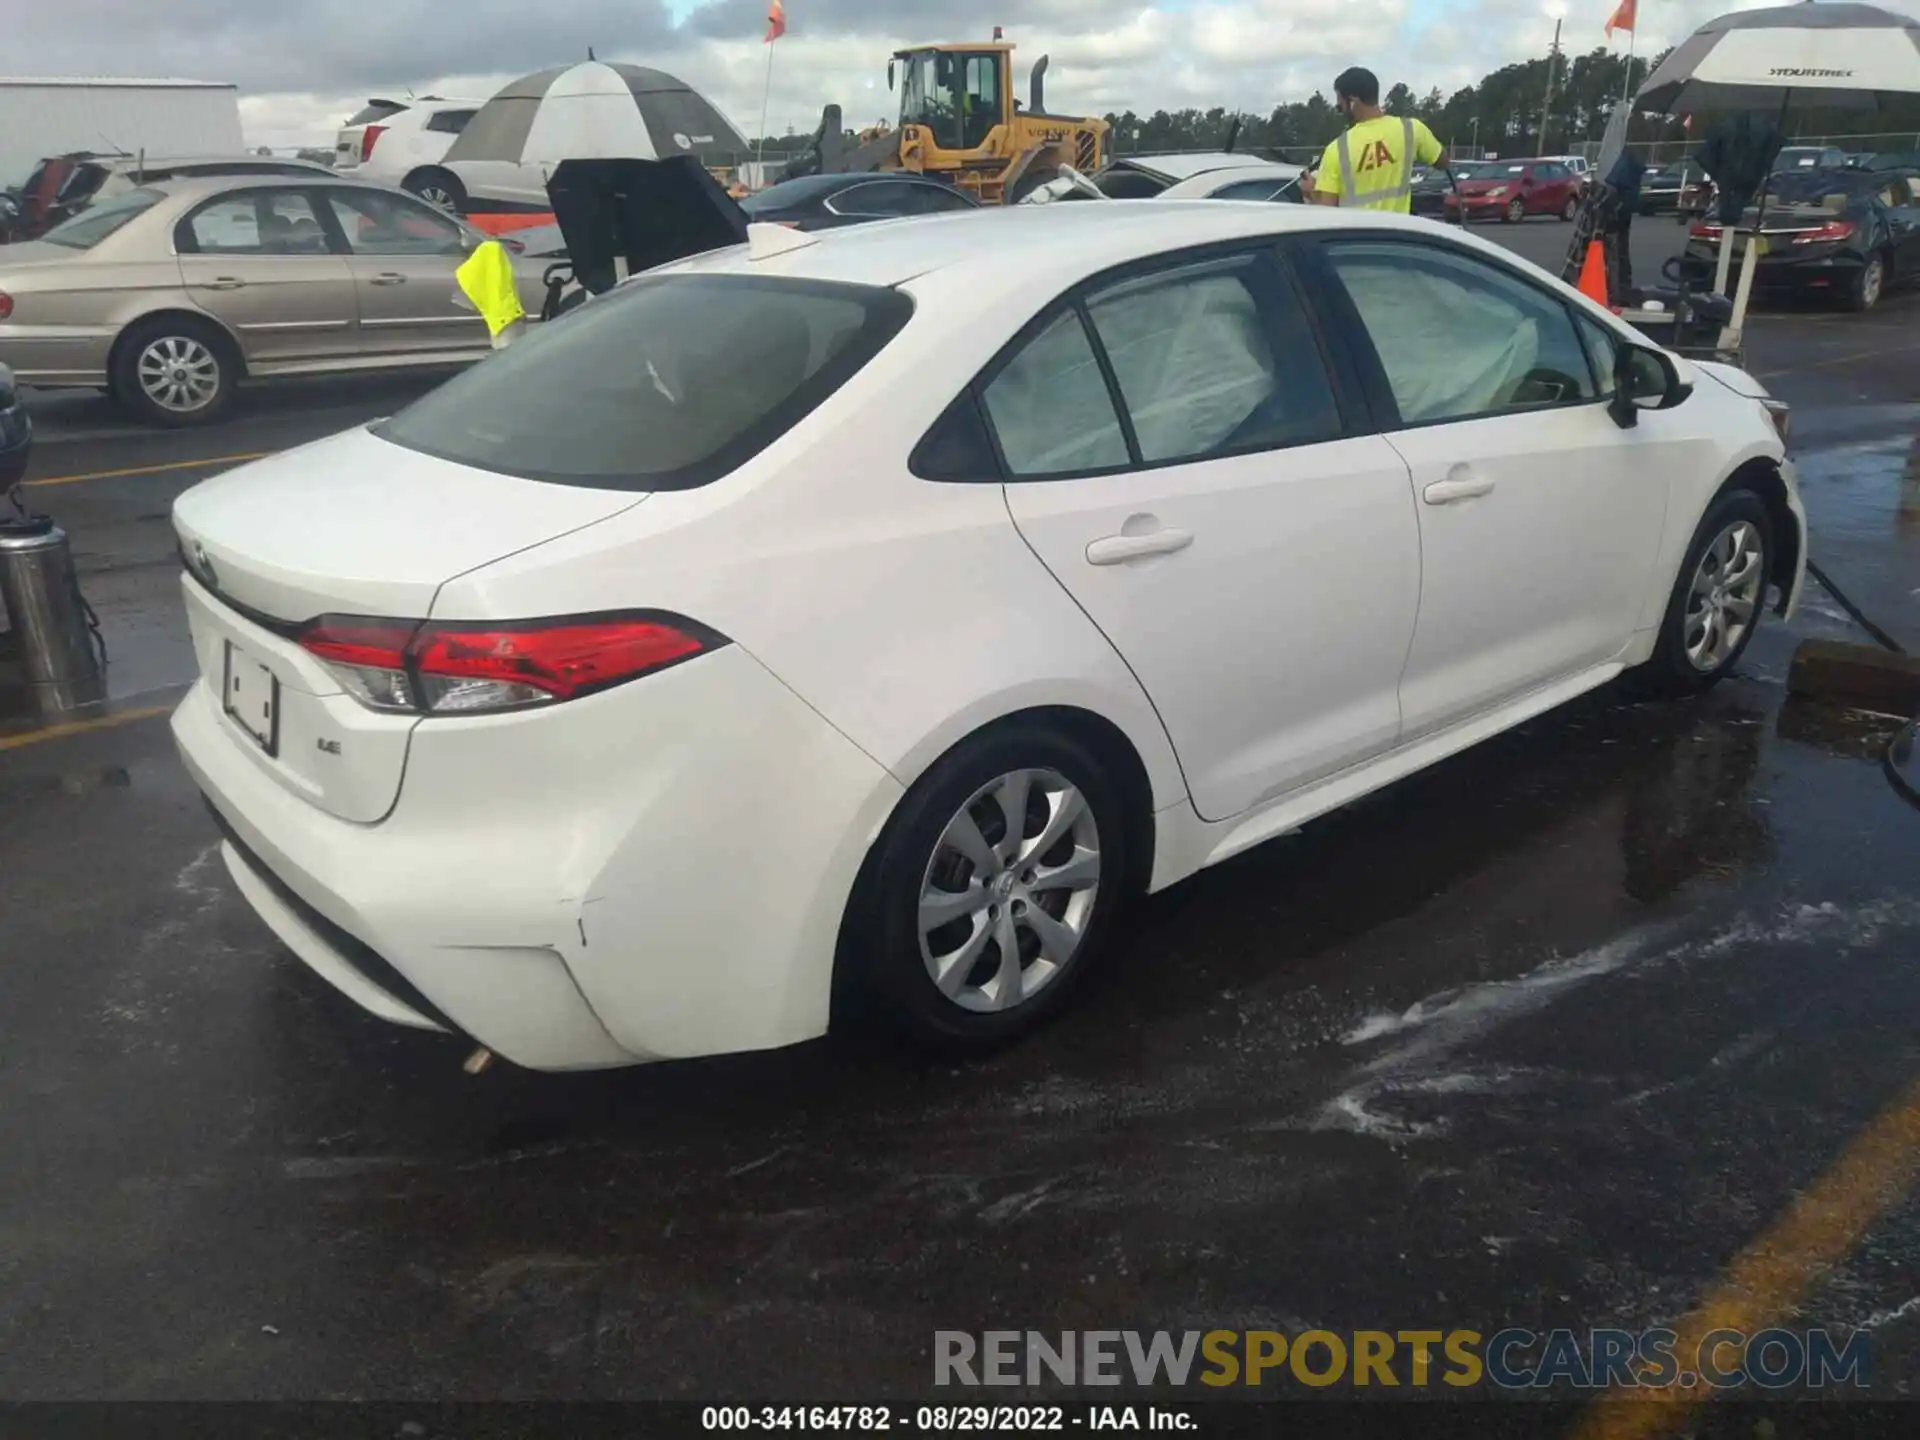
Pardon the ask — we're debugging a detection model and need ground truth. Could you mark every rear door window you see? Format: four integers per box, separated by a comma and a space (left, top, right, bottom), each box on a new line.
1083, 251, 1340, 461
376, 275, 912, 490
981, 310, 1131, 476
425, 109, 477, 135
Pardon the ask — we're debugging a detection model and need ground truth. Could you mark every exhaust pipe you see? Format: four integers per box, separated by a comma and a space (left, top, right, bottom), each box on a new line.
1030, 55, 1048, 115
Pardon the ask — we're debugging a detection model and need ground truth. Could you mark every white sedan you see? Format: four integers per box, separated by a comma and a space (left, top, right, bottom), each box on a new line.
171, 202, 1806, 1070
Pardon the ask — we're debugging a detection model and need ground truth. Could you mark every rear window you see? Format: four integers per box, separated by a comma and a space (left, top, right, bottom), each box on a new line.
42, 187, 163, 248
345, 101, 408, 127
376, 274, 912, 490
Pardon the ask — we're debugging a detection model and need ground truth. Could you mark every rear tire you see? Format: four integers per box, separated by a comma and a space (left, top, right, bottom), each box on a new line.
404, 167, 467, 214
1839, 251, 1886, 312
1633, 489, 1774, 697
110, 316, 239, 428
838, 723, 1130, 1055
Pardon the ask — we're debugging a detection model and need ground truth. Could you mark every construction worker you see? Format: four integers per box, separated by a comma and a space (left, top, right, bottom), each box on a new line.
1312, 67, 1447, 212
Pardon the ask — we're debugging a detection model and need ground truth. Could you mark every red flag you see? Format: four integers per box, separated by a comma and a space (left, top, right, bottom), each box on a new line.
765, 0, 786, 42
1604, 0, 1635, 37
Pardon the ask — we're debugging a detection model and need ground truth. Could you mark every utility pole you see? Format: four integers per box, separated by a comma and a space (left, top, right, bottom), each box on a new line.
1538, 17, 1562, 155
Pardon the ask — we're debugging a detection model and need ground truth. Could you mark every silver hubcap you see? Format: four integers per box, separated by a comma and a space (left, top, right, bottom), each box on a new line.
1684, 520, 1764, 672
418, 185, 455, 210
918, 768, 1102, 1014
1509, 199, 1525, 220
136, 336, 219, 413
1862, 259, 1883, 307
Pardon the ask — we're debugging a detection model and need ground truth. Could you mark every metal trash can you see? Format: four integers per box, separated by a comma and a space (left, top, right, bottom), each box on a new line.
0, 513, 104, 712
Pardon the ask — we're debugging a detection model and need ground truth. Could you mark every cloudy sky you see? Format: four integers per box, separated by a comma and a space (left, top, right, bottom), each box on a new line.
19, 0, 1920, 149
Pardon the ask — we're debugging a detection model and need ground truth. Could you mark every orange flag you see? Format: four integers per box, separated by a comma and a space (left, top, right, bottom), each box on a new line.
1605, 0, 1636, 37
765, 0, 786, 42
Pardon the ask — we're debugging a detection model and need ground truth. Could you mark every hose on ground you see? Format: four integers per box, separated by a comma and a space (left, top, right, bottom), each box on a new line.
1805, 556, 1918, 812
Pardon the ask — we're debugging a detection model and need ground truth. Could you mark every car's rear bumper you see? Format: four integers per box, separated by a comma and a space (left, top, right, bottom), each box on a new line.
173, 640, 904, 1071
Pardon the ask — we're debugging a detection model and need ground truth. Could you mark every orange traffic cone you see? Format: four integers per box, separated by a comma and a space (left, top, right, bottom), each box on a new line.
1575, 238, 1613, 310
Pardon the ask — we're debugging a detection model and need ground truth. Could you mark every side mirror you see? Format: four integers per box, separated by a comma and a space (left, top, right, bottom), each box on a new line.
1610, 342, 1690, 428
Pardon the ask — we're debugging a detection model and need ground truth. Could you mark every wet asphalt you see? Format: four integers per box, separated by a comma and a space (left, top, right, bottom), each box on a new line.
2, 218, 1918, 1409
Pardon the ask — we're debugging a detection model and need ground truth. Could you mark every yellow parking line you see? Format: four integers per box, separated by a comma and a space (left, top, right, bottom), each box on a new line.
1573, 1070, 1920, 1439
22, 451, 272, 488
0, 703, 173, 752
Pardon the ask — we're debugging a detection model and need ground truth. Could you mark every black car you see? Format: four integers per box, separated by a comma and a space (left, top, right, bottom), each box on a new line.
1411, 161, 1488, 217
1639, 159, 1707, 216
0, 362, 31, 488
1683, 167, 1920, 312
740, 173, 980, 230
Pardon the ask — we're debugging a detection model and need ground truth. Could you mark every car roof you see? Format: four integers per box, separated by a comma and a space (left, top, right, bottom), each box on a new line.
102, 154, 334, 173
664, 199, 1450, 292
141, 172, 409, 199
750, 172, 964, 202
1110, 152, 1275, 182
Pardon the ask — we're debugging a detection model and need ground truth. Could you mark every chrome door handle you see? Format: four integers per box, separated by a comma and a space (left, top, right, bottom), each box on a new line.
1085, 529, 1194, 565
1422, 474, 1496, 504
202, 277, 246, 291
368, 272, 408, 286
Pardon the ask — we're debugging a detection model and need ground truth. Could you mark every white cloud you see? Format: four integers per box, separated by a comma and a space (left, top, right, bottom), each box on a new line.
29, 0, 1920, 149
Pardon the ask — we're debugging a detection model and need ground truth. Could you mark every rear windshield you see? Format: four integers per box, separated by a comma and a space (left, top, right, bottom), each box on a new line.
376, 274, 912, 490
346, 101, 408, 127
42, 187, 163, 248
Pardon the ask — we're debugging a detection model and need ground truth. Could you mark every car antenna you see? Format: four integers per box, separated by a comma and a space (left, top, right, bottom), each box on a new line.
588, 46, 597, 60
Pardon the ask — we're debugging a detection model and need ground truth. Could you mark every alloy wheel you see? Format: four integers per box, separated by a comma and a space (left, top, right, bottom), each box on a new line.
1507, 197, 1526, 223
917, 767, 1102, 1014
417, 184, 457, 211
1684, 519, 1765, 672
135, 336, 221, 414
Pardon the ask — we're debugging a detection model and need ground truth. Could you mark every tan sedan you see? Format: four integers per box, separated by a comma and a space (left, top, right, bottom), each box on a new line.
0, 174, 548, 426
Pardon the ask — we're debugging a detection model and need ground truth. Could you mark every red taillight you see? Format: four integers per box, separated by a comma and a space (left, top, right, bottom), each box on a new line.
1791, 219, 1855, 245
361, 125, 387, 162
296, 612, 719, 715
0, 291, 12, 321
1690, 221, 1721, 238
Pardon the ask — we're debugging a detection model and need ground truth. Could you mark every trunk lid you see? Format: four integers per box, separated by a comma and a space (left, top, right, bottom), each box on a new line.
173, 425, 644, 823
172, 425, 643, 624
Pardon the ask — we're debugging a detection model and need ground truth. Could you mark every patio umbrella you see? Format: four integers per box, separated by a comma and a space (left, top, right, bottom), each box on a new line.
446, 60, 749, 169
1636, 2, 1920, 115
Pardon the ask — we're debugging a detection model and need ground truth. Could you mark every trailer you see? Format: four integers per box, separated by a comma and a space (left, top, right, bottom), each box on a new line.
0, 78, 244, 191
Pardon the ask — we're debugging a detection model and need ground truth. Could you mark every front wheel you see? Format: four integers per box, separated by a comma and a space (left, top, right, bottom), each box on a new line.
1561, 194, 1580, 221
1635, 490, 1774, 696
839, 725, 1129, 1053
1504, 197, 1526, 224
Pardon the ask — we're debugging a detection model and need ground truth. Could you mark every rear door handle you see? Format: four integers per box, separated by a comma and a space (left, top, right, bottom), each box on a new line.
202, 277, 246, 291
368, 272, 408, 286
1085, 529, 1194, 565
1422, 474, 1496, 505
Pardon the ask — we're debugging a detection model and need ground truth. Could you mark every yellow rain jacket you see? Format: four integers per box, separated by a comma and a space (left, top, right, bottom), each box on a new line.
455, 240, 526, 341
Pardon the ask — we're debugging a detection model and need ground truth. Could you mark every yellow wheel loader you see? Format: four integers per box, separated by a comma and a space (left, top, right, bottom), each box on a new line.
781, 40, 1109, 205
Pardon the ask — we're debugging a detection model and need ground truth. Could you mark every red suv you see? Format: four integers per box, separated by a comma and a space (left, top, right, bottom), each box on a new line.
1444, 158, 1584, 224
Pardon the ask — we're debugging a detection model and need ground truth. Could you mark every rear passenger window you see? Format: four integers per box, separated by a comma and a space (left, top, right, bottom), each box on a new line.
981, 310, 1130, 476
1084, 253, 1340, 461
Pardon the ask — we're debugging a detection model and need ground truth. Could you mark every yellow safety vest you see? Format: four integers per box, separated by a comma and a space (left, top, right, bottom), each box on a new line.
455, 240, 525, 339
1335, 117, 1418, 212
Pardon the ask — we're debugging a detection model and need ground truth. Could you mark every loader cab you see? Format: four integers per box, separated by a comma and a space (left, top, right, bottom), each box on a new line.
891, 45, 1010, 154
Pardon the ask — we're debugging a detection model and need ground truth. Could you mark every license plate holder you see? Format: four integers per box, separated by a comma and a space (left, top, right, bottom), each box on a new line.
223, 640, 280, 758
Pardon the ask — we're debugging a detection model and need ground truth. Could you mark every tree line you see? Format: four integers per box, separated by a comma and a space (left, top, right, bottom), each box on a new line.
1097, 47, 1920, 160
